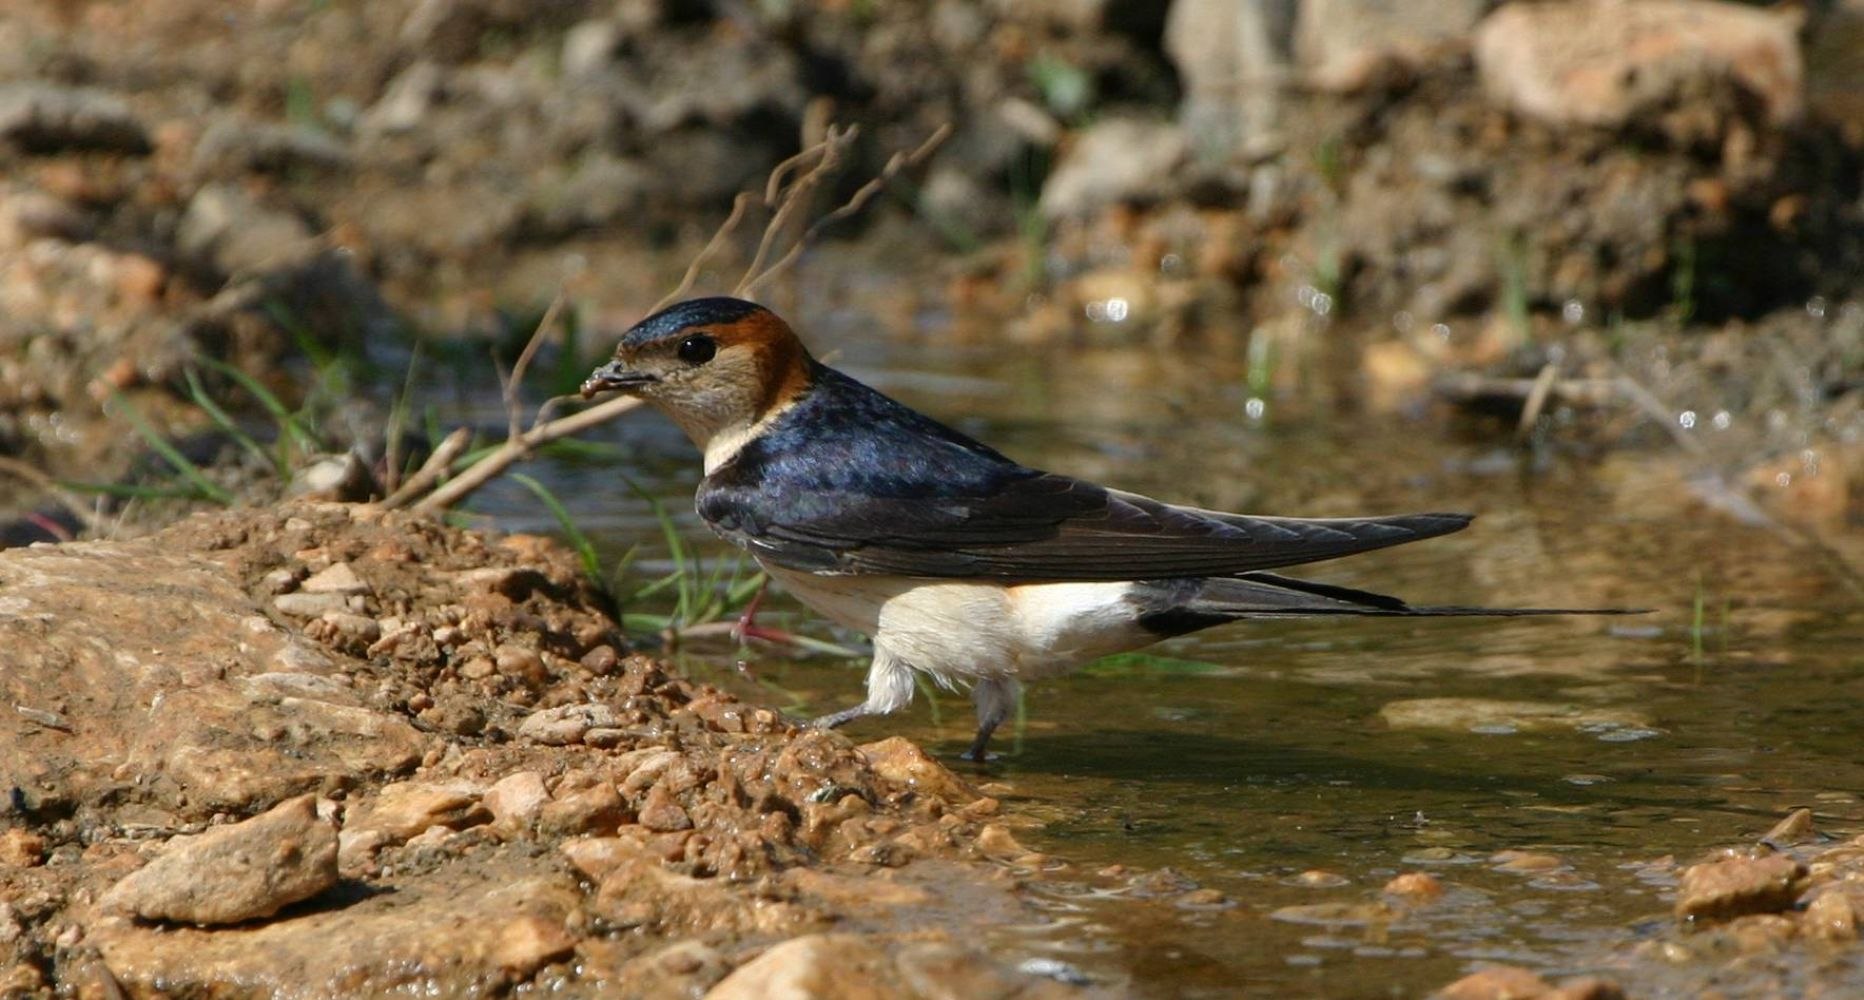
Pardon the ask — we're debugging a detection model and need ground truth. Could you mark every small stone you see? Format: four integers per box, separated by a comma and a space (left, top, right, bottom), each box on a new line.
301, 562, 369, 595
1293, 869, 1350, 888
539, 783, 627, 837
1675, 853, 1809, 922
704, 934, 893, 1000
483, 772, 550, 829
579, 645, 620, 675
100, 795, 337, 924
1437, 964, 1553, 1000
459, 656, 496, 680
1492, 850, 1564, 873
0, 828, 46, 867
638, 784, 691, 833
1803, 890, 1859, 942
858, 737, 977, 804
1383, 872, 1443, 900
318, 612, 381, 644
1760, 807, 1816, 848
495, 645, 547, 684
975, 824, 1027, 859
518, 703, 618, 746
1038, 118, 1187, 219
274, 592, 349, 617
0, 84, 151, 153
345, 781, 490, 844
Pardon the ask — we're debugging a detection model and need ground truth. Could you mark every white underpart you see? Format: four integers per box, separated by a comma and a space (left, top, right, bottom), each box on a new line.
765, 566, 1152, 717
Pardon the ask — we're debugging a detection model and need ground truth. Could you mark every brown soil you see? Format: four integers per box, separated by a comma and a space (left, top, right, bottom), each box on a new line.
0, 501, 1116, 998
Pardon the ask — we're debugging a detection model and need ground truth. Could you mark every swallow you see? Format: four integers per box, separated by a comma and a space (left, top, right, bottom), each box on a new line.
584, 297, 1636, 761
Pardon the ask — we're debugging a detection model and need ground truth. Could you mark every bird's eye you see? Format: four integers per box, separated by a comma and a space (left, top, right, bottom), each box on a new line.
677, 334, 717, 365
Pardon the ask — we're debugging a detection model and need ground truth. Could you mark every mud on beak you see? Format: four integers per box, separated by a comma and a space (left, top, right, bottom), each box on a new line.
581, 361, 658, 399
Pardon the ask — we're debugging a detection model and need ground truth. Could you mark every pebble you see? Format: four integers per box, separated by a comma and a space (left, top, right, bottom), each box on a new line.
1674, 853, 1809, 922
0, 829, 46, 868
1382, 871, 1443, 900
100, 795, 337, 924
274, 591, 349, 617
517, 703, 619, 746
483, 772, 550, 828
345, 781, 490, 843
1802, 890, 1859, 942
301, 562, 369, 595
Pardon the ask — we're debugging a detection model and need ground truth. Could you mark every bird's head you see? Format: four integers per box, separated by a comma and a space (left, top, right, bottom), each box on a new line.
582, 296, 813, 470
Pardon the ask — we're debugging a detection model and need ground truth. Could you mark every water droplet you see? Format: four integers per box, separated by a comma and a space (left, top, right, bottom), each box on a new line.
1775, 471, 1793, 487
1806, 296, 1827, 319
1084, 301, 1105, 322
1677, 410, 1697, 429
1430, 322, 1452, 341
1105, 297, 1129, 322
1561, 299, 1585, 324
1711, 410, 1731, 431
1244, 397, 1267, 420
1295, 285, 1317, 309
1159, 252, 1183, 275
1391, 310, 1414, 333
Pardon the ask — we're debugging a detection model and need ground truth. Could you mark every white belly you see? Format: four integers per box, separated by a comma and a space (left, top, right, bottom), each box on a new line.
765, 566, 1151, 683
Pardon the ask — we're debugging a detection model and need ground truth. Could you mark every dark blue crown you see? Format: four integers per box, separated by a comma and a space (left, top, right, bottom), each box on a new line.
621, 297, 765, 349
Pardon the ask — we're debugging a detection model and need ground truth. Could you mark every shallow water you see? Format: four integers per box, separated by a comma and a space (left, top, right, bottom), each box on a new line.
474, 304, 1862, 997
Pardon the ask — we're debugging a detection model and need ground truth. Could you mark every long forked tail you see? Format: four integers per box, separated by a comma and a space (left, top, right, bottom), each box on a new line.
1135, 572, 1649, 636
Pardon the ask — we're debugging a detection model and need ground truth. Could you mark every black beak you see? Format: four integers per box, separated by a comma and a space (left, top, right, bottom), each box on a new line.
581, 361, 658, 399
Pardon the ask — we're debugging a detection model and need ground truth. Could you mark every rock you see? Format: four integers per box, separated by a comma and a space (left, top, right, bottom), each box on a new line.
1383, 871, 1443, 900
193, 119, 353, 175
638, 783, 692, 833
703, 933, 897, 1000
0, 84, 150, 154
1039, 118, 1186, 219
1295, 0, 1484, 92
1378, 699, 1653, 736
100, 795, 337, 925
0, 189, 92, 247
1760, 807, 1817, 848
1164, 0, 1295, 159
1803, 889, 1860, 942
483, 772, 550, 829
301, 562, 370, 595
518, 702, 618, 746
538, 781, 627, 837
562, 19, 624, 78
275, 591, 351, 616
858, 737, 977, 804
1473, 0, 1804, 129
93, 868, 580, 994
1435, 965, 1552, 1000
176, 183, 319, 278
1674, 853, 1809, 922
1, 538, 427, 821
0, 828, 46, 867
345, 781, 489, 843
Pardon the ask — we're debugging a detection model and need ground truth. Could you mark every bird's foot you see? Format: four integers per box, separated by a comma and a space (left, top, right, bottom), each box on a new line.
810, 704, 872, 730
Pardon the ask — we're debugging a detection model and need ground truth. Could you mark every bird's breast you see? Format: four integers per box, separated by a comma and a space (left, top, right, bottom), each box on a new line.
764, 566, 1153, 680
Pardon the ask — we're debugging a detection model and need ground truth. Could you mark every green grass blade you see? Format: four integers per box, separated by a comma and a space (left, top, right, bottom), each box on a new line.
510, 473, 603, 586
108, 394, 234, 505
184, 368, 282, 475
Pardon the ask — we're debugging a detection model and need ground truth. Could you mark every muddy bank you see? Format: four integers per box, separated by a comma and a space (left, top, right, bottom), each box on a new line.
0, 501, 1118, 997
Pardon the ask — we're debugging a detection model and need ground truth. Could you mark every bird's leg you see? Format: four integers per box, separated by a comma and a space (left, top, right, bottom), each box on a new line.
731, 575, 798, 646
962, 677, 1019, 763
810, 649, 914, 730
